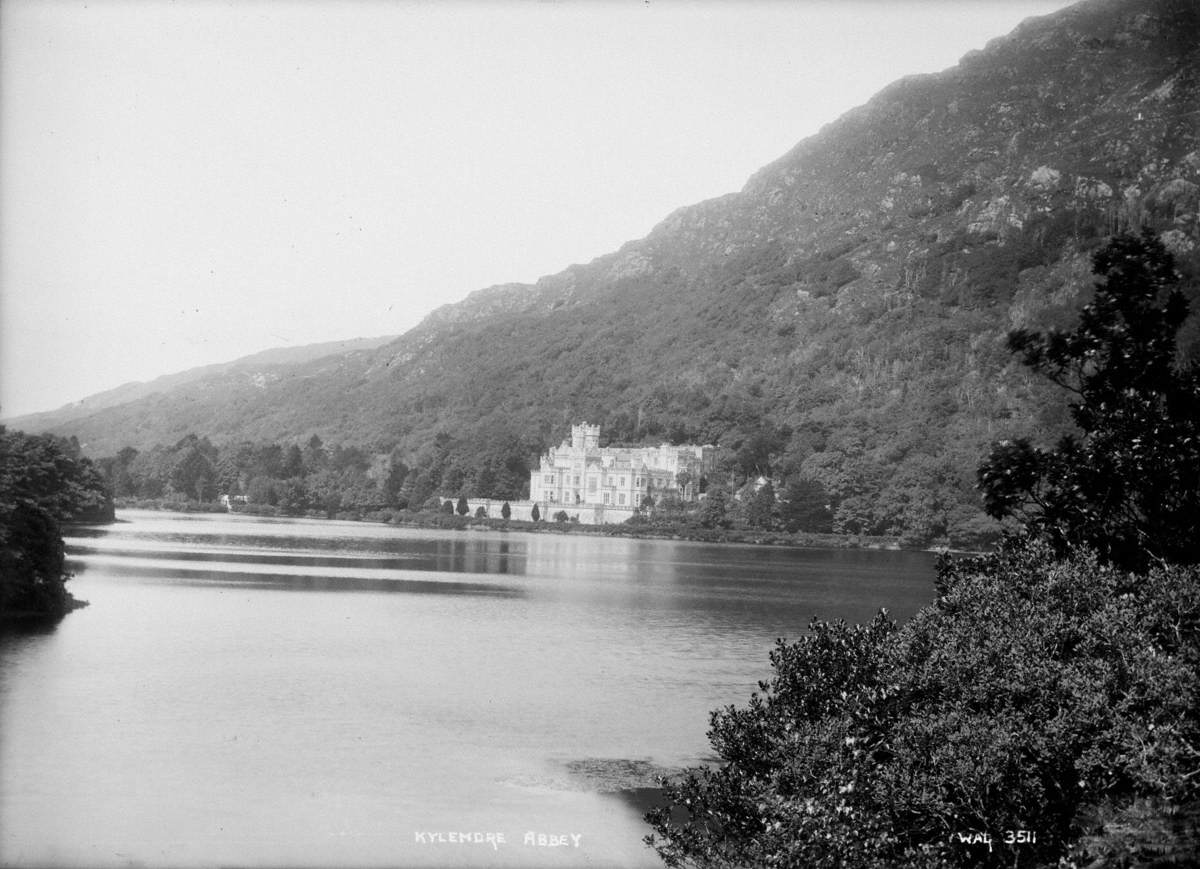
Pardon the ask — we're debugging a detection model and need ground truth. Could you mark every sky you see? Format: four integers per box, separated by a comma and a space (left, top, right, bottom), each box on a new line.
0, 0, 1076, 419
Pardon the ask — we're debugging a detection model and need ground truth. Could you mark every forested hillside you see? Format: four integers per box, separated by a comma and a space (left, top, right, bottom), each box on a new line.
13, 0, 1199, 546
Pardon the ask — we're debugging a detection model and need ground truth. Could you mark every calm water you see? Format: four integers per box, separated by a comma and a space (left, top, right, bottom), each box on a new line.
0, 510, 934, 868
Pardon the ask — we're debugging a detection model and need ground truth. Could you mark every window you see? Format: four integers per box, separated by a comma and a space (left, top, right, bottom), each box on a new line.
604, 492, 611, 505
588, 477, 597, 492
619, 476, 626, 487
636, 476, 643, 487
543, 474, 553, 484
574, 475, 580, 485
618, 493, 626, 505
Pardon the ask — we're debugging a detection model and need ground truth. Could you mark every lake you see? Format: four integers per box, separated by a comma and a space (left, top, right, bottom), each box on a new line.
0, 510, 935, 868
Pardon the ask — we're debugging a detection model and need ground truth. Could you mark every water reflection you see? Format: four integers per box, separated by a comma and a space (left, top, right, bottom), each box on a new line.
0, 510, 936, 868
63, 514, 934, 635
65, 517, 531, 580
69, 540, 523, 577
516, 534, 933, 635
65, 560, 525, 597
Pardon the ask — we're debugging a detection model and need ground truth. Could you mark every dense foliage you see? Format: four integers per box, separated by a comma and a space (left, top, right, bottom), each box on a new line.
0, 427, 113, 619
646, 233, 1200, 867
979, 233, 1200, 571
95, 428, 854, 541
96, 430, 536, 517
646, 541, 1200, 867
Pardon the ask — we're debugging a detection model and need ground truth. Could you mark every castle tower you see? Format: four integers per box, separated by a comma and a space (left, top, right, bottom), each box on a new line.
571, 422, 600, 450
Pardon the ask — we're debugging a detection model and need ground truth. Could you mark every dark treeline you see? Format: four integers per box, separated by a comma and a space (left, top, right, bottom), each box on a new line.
94, 427, 855, 540
96, 430, 539, 518
0, 428, 113, 620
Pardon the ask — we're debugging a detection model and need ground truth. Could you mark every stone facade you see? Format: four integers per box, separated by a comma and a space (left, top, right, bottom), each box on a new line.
527, 423, 717, 522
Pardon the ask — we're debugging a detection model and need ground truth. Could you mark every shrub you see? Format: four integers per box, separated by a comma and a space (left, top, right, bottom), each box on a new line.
646, 539, 1200, 867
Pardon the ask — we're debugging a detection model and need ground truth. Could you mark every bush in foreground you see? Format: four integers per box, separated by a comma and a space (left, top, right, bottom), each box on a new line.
646, 540, 1200, 867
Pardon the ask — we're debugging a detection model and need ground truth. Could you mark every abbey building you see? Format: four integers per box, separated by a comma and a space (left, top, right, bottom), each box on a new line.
526, 423, 717, 523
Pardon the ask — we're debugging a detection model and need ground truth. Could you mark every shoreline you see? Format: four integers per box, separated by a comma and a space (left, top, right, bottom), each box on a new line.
0, 593, 88, 630
112, 499, 971, 554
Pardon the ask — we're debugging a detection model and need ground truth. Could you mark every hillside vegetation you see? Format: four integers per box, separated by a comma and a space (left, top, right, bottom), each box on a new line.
644, 233, 1200, 868
13, 0, 1199, 548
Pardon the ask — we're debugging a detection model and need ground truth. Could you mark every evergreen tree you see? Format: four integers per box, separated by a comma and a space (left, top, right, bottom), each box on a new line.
501, 501, 511, 520
530, 503, 541, 522
700, 486, 729, 529
456, 494, 469, 516
979, 232, 1200, 570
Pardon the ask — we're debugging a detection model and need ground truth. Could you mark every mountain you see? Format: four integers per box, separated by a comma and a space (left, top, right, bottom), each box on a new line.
10, 0, 1199, 545
5, 335, 397, 432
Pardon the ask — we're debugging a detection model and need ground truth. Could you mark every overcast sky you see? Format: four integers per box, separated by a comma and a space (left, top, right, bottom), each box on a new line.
0, 0, 1075, 419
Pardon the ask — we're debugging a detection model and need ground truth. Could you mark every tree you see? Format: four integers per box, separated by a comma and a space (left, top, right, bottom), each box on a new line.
455, 494, 470, 516
1, 428, 113, 618
733, 423, 788, 478
275, 478, 309, 515
474, 465, 497, 499
305, 469, 344, 517
474, 505, 487, 519
743, 480, 777, 530
214, 450, 245, 497
441, 499, 455, 515
408, 470, 441, 511
699, 486, 729, 529
282, 444, 305, 478
501, 501, 512, 520
303, 434, 327, 472
246, 475, 276, 506
0, 499, 67, 617
780, 477, 833, 533
168, 436, 217, 502
98, 445, 139, 498
978, 232, 1200, 570
530, 503, 541, 522
382, 452, 409, 508
553, 509, 569, 524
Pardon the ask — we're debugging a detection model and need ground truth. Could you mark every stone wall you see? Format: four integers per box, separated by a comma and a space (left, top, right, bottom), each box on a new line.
460, 498, 636, 526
